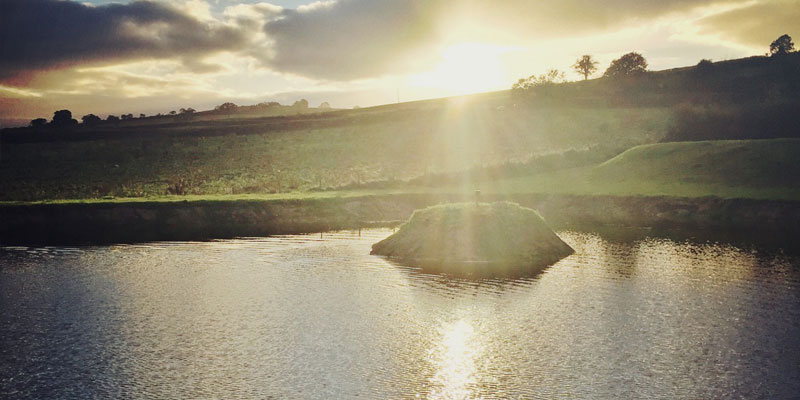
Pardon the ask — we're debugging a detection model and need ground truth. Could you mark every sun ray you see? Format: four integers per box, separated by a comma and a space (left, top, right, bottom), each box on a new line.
406, 43, 513, 96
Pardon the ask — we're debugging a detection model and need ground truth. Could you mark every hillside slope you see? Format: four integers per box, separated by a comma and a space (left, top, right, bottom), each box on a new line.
491, 139, 800, 200
0, 105, 667, 200
1, 53, 798, 201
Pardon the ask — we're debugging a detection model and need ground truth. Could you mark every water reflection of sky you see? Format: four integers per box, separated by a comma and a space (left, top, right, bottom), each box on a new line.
1, 229, 799, 398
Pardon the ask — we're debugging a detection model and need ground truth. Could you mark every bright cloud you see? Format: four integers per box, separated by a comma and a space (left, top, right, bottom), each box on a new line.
0, 0, 797, 123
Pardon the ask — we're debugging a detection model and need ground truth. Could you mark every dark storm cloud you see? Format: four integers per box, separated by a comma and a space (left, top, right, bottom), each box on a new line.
0, 0, 248, 83
261, 0, 741, 81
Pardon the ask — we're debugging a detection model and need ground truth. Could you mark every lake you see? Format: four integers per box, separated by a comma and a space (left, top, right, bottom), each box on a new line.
1, 229, 799, 399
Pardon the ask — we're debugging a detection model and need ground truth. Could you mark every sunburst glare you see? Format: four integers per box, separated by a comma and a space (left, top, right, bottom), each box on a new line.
429, 318, 483, 399
407, 43, 513, 95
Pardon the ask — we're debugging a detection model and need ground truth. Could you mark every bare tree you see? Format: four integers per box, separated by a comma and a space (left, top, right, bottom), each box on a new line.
572, 55, 599, 80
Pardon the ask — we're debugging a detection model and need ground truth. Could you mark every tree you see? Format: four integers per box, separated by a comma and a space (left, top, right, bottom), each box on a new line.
121, 113, 134, 120
257, 101, 280, 108
81, 114, 102, 126
293, 99, 309, 109
511, 78, 528, 90
29, 118, 47, 128
604, 52, 648, 78
139, 113, 146, 118
694, 59, 715, 78
572, 55, 599, 80
511, 69, 566, 90
770, 34, 795, 56
319, 102, 331, 109
215, 102, 238, 113
51, 109, 77, 127
176, 107, 196, 121
106, 115, 120, 122
169, 110, 176, 115
697, 58, 713, 69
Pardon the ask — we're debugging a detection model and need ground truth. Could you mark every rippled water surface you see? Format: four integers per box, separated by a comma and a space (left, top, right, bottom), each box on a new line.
2, 229, 799, 399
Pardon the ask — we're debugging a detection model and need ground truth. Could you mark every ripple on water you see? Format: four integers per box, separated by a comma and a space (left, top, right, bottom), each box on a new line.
1, 229, 799, 399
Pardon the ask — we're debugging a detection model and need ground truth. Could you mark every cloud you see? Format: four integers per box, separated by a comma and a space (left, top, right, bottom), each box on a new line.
0, 65, 238, 120
262, 0, 444, 80
2, 0, 792, 121
0, 0, 768, 85
0, 0, 249, 83
696, 0, 800, 49
223, 2, 283, 25
0, 85, 43, 98
259, 0, 743, 81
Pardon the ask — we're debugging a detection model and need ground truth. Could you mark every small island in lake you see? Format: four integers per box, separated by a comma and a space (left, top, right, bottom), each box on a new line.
371, 201, 574, 276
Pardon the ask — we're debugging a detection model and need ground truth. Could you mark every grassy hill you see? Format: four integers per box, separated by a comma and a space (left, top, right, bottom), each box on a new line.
6, 139, 800, 205
1, 53, 798, 202
488, 139, 800, 200
0, 103, 668, 200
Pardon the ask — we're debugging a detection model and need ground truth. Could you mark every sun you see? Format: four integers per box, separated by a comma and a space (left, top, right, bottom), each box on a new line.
407, 43, 513, 95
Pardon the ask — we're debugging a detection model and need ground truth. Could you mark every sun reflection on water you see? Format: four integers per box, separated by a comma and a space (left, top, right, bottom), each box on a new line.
3, 231, 800, 398
429, 317, 483, 399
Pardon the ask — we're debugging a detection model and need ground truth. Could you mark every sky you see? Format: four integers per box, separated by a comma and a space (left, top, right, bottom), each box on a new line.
0, 0, 798, 124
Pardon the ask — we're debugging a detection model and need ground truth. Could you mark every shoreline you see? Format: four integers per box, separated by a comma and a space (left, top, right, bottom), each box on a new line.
2, 193, 799, 246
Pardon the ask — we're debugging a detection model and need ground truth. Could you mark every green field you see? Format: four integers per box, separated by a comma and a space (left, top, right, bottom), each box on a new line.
484, 139, 800, 200
0, 102, 668, 201
2, 53, 798, 204
5, 139, 800, 206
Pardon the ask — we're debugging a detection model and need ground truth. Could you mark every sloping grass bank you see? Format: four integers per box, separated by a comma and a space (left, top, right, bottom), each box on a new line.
0, 104, 666, 201
3, 139, 800, 245
2, 193, 799, 245
488, 139, 800, 200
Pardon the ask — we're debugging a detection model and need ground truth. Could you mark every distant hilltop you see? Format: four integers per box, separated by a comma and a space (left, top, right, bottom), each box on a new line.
4, 50, 799, 132
2, 98, 338, 130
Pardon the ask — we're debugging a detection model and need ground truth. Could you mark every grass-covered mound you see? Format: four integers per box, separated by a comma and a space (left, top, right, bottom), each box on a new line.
371, 201, 573, 275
